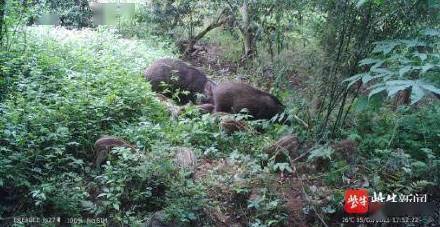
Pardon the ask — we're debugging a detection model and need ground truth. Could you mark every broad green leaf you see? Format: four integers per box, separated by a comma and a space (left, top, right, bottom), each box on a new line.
372, 41, 400, 54
359, 58, 382, 66
356, 0, 369, 8
371, 60, 385, 69
401, 39, 426, 48
368, 85, 386, 98
386, 84, 411, 97
343, 73, 363, 88
390, 54, 412, 64
385, 80, 413, 86
369, 95, 386, 110
347, 78, 360, 88
414, 52, 427, 61
343, 74, 363, 83
423, 28, 440, 37
410, 84, 425, 104
420, 83, 440, 95
80, 200, 95, 209
361, 74, 372, 84
421, 64, 435, 74
322, 205, 336, 214
399, 66, 412, 77
371, 67, 393, 75
353, 96, 369, 112
273, 163, 293, 173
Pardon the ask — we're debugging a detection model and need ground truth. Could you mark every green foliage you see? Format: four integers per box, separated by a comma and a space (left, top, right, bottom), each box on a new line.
1, 0, 439, 225
147, 0, 216, 41
345, 29, 440, 104
0, 26, 174, 220
44, 0, 93, 28
0, 25, 292, 224
1, 0, 34, 48
354, 105, 440, 157
203, 29, 243, 62
247, 188, 288, 226
323, 160, 349, 185
351, 105, 440, 192
307, 146, 334, 162
164, 179, 207, 224
94, 147, 174, 220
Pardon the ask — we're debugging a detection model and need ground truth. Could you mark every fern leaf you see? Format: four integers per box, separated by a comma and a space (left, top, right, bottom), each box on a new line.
307, 146, 334, 161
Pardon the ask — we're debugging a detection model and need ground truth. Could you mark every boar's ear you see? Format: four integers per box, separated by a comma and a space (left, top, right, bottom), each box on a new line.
201, 80, 216, 104
204, 80, 216, 95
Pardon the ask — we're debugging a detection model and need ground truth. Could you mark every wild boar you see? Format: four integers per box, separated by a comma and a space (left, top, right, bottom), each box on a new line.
212, 82, 285, 120
264, 135, 300, 163
197, 103, 214, 114
94, 136, 135, 167
221, 119, 248, 135
144, 58, 215, 104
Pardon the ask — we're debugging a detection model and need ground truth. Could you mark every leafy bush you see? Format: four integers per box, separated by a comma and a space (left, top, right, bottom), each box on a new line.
44, 0, 93, 28
348, 104, 440, 192
0, 26, 174, 219
0, 26, 291, 225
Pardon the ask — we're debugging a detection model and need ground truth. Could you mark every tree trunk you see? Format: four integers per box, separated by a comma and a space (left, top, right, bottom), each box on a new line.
240, 0, 255, 60
184, 9, 229, 55
0, 0, 5, 45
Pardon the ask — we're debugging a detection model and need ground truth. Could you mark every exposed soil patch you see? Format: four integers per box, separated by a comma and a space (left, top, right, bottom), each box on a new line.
182, 42, 238, 81
194, 158, 245, 226
282, 176, 308, 226
194, 157, 310, 226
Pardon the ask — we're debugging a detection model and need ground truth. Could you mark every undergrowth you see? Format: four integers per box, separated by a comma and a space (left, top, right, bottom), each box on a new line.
0, 26, 291, 225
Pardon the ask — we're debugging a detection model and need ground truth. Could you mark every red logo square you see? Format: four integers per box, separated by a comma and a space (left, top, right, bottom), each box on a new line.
344, 189, 369, 214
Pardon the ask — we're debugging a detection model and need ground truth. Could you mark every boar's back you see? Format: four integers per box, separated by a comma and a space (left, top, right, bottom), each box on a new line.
213, 82, 284, 120
144, 58, 209, 104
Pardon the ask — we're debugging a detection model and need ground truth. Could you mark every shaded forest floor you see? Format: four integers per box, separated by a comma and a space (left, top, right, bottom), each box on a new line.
183, 43, 238, 80
181, 42, 317, 226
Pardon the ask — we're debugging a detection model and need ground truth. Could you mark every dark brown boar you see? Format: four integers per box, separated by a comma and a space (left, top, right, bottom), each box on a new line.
144, 58, 215, 104
221, 119, 248, 135
265, 135, 300, 163
202, 79, 216, 104
197, 103, 214, 114
212, 82, 285, 120
94, 136, 135, 167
